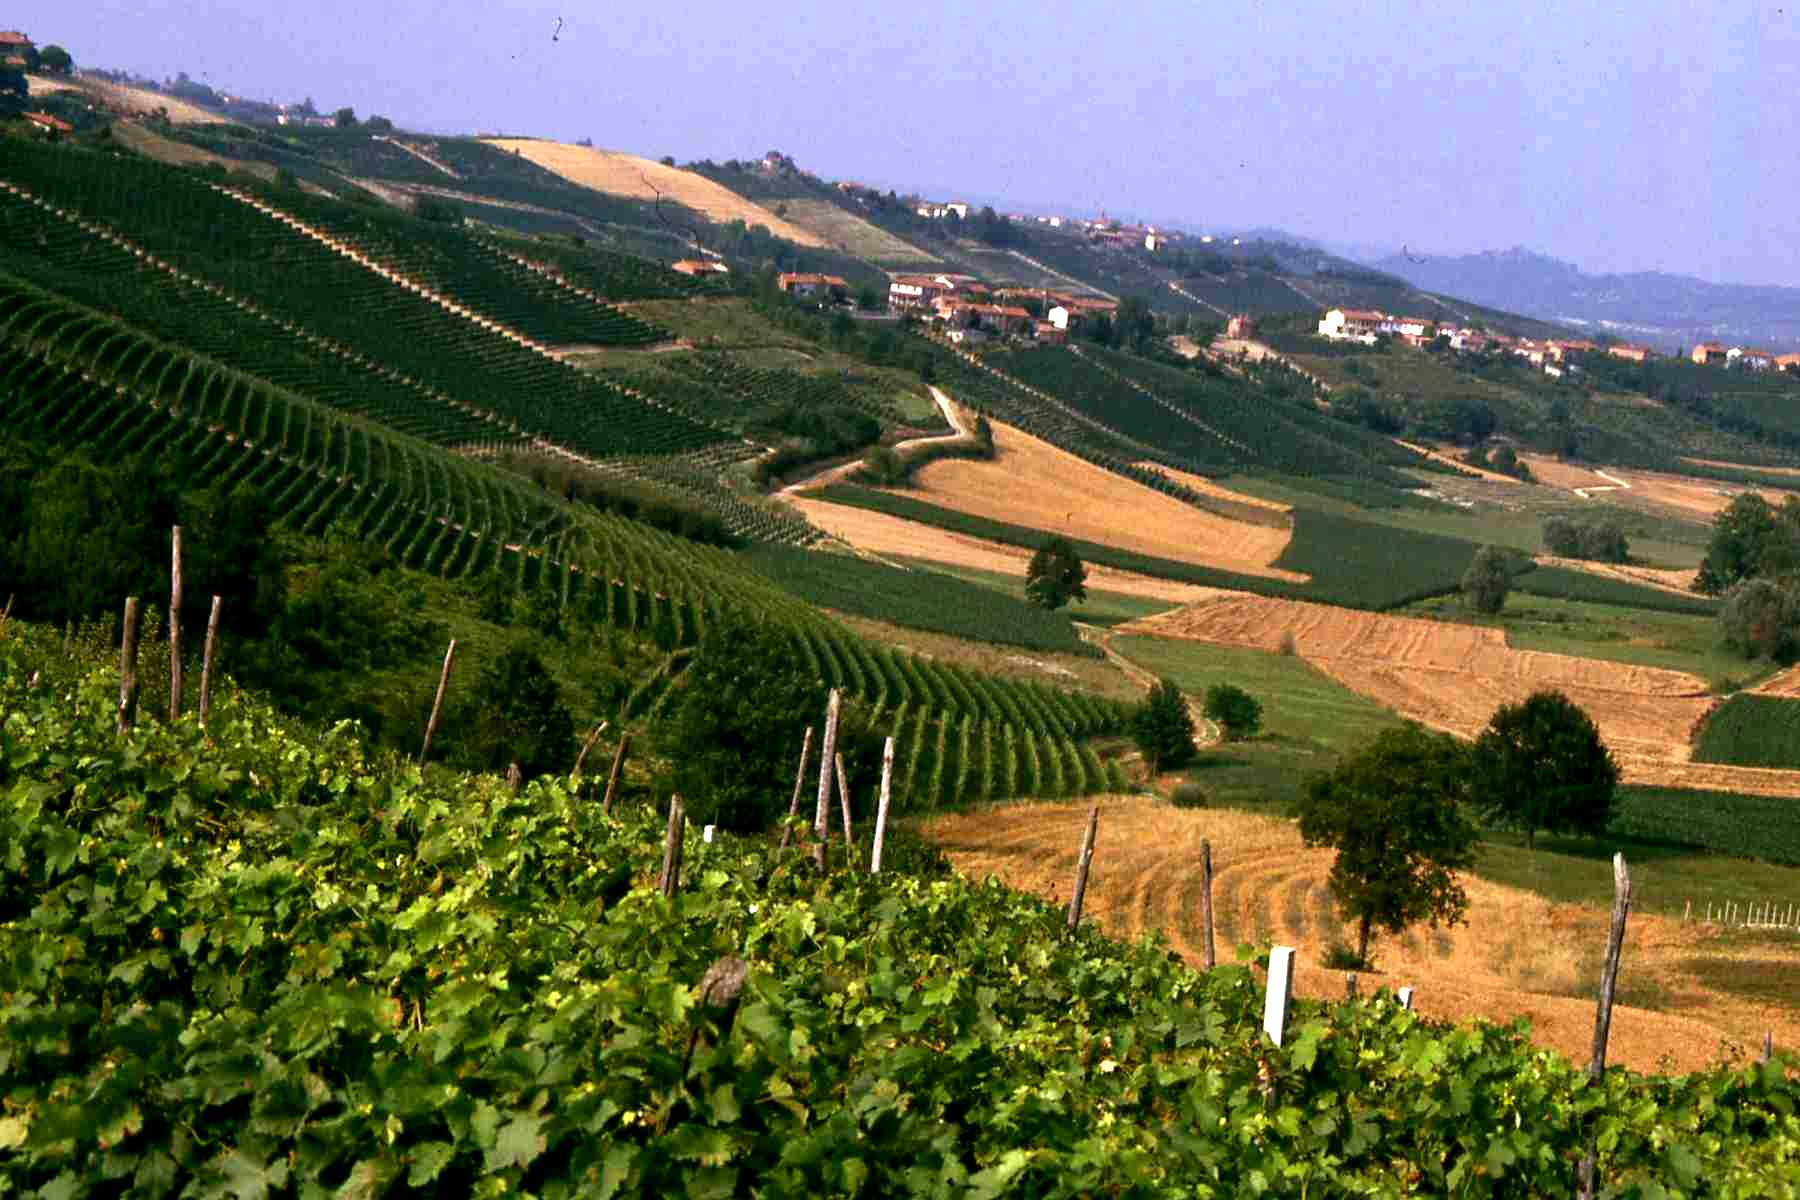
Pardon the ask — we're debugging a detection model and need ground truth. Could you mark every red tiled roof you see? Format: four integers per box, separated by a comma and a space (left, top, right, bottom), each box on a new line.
0, 31, 33, 47
1338, 309, 1386, 322
23, 111, 72, 133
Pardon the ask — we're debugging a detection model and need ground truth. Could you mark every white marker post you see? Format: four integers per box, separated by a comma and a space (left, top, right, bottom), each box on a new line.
1263, 946, 1295, 1046
1398, 986, 1415, 1012
703, 825, 715, 844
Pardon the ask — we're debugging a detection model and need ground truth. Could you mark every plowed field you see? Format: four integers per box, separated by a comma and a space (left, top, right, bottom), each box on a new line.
889, 421, 1301, 577
482, 140, 826, 246
922, 798, 1798, 1073
1123, 592, 1715, 766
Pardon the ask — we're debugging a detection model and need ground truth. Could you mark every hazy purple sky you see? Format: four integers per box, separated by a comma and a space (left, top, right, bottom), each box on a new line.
33, 2, 1800, 285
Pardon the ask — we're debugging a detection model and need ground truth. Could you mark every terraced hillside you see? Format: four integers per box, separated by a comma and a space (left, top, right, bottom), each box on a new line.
0, 266, 1128, 813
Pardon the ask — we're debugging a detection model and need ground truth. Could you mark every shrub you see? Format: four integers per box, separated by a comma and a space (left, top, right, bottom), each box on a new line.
1170, 782, 1207, 808
1461, 544, 1511, 614
1277, 630, 1298, 656
1132, 678, 1195, 774
1719, 577, 1800, 661
859, 444, 906, 486
1322, 942, 1367, 970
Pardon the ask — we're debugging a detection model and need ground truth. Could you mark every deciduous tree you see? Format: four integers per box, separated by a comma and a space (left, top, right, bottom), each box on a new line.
1296, 725, 1477, 967
1026, 536, 1087, 611
1132, 678, 1195, 775
1461, 544, 1511, 614
1203, 683, 1261, 741
1469, 690, 1618, 849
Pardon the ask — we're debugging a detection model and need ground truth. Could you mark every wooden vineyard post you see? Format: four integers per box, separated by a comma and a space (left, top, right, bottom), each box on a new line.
1345, 973, 1358, 1001
418, 639, 457, 765
1764, 1031, 1775, 1064
1066, 805, 1099, 932
168, 525, 183, 720
1263, 946, 1295, 1046
813, 690, 841, 871
778, 726, 814, 850
602, 733, 631, 815
1577, 853, 1633, 1200
117, 596, 141, 734
869, 736, 895, 874
1200, 838, 1217, 969
198, 595, 222, 732
572, 721, 609, 778
835, 752, 855, 847
658, 795, 686, 897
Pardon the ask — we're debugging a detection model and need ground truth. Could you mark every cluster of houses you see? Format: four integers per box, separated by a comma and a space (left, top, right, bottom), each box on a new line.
887, 275, 1118, 345
1317, 309, 1669, 377
0, 29, 32, 69
1689, 343, 1800, 373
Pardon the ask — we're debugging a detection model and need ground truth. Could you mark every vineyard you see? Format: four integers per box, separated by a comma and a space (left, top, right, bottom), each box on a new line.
0, 141, 733, 462
1694, 695, 1800, 770
0, 272, 1125, 810
4, 643, 1799, 1194
1611, 784, 1800, 865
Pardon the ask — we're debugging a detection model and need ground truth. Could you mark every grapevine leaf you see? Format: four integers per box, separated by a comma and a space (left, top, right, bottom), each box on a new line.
408, 1141, 455, 1187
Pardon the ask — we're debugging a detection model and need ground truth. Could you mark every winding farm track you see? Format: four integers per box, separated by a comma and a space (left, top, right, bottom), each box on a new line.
922, 798, 1795, 1073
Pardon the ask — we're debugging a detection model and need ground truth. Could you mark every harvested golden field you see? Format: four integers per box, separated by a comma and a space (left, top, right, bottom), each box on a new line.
1124, 592, 1712, 763
482, 140, 825, 246
1533, 554, 1700, 596
922, 798, 1797, 1073
778, 198, 940, 264
1755, 666, 1800, 698
1132, 462, 1292, 512
787, 496, 1235, 603
891, 421, 1302, 578
58, 79, 222, 124
108, 122, 276, 180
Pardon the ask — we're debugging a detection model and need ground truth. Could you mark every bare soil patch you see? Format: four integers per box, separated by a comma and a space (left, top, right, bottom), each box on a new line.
786, 497, 1237, 603
1519, 453, 1797, 519
482, 140, 825, 246
922, 797, 1797, 1073
1123, 592, 1714, 765
886, 421, 1302, 577
1533, 555, 1700, 596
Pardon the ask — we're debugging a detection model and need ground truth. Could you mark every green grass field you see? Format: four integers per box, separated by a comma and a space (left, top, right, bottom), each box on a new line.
1471, 831, 1800, 920
1112, 634, 1405, 809
1400, 592, 1752, 687
1693, 695, 1800, 769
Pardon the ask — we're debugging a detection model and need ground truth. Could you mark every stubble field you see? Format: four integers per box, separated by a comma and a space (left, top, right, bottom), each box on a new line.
922, 798, 1800, 1074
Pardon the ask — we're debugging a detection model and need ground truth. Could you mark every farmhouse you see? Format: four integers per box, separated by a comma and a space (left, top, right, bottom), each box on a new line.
1317, 309, 1384, 342
1779, 353, 1800, 373
1731, 347, 1778, 371
1225, 314, 1256, 339
1691, 342, 1730, 366
1607, 343, 1654, 363
776, 272, 850, 301
22, 112, 72, 137
0, 30, 32, 66
670, 258, 729, 277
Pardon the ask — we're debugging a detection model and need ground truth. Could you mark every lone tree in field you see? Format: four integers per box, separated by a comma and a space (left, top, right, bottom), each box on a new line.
1461, 544, 1511, 614
1468, 690, 1618, 849
1132, 677, 1196, 775
1026, 535, 1087, 611
1203, 683, 1262, 741
1296, 724, 1478, 968
860, 445, 905, 486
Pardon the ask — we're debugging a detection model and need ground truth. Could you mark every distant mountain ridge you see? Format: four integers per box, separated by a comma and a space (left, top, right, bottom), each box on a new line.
1368, 247, 1800, 351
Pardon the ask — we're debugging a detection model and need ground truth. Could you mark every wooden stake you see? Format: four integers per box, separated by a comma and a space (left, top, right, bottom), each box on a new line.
778, 725, 814, 850
197, 595, 222, 731
506, 759, 523, 794
870, 736, 895, 874
418, 638, 457, 764
813, 690, 841, 871
1345, 973, 1359, 1001
1066, 804, 1099, 931
1578, 852, 1633, 1200
602, 733, 631, 815
658, 794, 686, 897
168, 526, 183, 720
835, 751, 855, 845
117, 596, 141, 734
572, 720, 609, 777
1, 593, 11, 622
1200, 837, 1217, 969
1764, 1031, 1775, 1064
